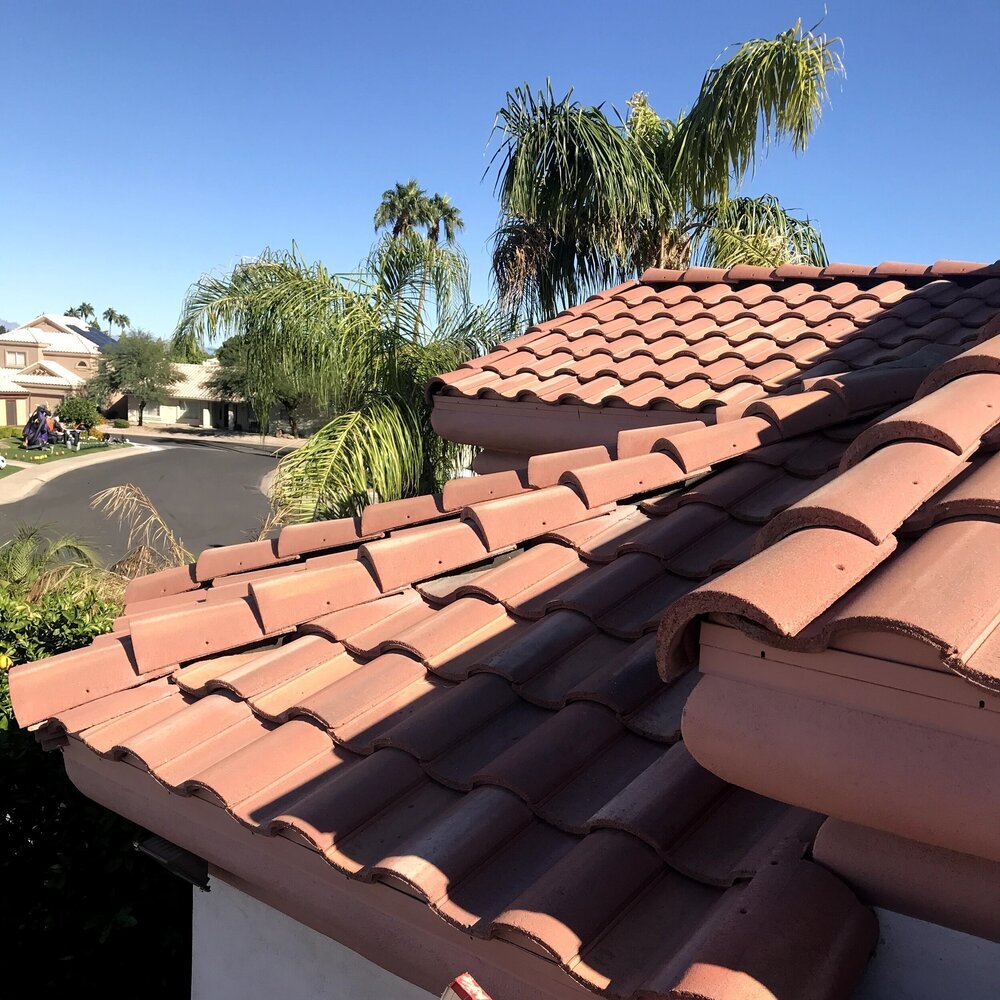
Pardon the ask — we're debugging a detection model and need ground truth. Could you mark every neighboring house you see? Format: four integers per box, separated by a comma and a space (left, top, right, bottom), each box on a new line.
123, 360, 254, 431
11, 259, 1000, 1000
0, 314, 106, 423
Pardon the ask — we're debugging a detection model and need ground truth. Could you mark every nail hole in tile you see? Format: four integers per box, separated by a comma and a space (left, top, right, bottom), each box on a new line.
979, 700, 986, 709
759, 650, 766, 658
835, 563, 845, 571
738, 908, 748, 915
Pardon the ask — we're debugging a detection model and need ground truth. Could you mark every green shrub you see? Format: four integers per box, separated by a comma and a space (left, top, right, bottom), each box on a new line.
0, 587, 190, 993
112, 418, 130, 429
0, 424, 21, 438
56, 396, 102, 429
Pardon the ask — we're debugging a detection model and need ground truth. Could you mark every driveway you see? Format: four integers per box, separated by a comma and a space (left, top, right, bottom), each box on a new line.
0, 443, 276, 561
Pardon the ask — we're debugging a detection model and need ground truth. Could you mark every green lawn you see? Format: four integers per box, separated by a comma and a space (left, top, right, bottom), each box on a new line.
0, 462, 22, 480
0, 437, 124, 464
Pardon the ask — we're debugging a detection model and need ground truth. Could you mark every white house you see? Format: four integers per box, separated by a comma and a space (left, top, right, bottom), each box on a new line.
124, 360, 255, 430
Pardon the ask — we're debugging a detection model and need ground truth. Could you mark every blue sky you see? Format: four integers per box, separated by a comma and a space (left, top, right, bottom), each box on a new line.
2, 0, 998, 337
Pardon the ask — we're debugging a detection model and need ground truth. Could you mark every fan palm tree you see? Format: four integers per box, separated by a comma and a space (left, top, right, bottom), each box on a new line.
426, 194, 464, 246
76, 302, 96, 323
374, 180, 433, 238
173, 238, 516, 522
102, 307, 119, 334
116, 313, 131, 335
489, 20, 843, 318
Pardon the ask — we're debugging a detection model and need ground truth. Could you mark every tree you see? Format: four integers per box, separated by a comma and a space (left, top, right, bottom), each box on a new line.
174, 236, 516, 521
55, 395, 101, 429
102, 307, 118, 333
489, 20, 843, 318
208, 334, 312, 437
374, 180, 432, 238
116, 313, 131, 335
426, 194, 464, 246
91, 331, 179, 427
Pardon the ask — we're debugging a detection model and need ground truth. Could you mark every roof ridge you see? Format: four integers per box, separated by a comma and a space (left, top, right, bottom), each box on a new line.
639, 260, 1000, 289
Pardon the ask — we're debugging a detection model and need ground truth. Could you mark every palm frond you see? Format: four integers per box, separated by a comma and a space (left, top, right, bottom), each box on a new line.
90, 484, 192, 566
691, 194, 828, 267
671, 20, 844, 205
269, 400, 424, 522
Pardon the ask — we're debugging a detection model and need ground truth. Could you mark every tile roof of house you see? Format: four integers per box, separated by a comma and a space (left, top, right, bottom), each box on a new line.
14, 266, 1000, 999
170, 360, 228, 400
0, 317, 107, 355
431, 260, 1000, 415
0, 364, 81, 390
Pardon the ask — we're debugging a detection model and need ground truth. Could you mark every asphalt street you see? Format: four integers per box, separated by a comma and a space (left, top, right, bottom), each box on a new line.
0, 443, 277, 561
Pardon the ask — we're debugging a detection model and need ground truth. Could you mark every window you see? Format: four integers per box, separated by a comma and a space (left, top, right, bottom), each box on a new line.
5, 351, 26, 367
77, 360, 89, 369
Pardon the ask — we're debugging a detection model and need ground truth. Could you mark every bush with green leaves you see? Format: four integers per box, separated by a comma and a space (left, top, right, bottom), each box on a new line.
0, 424, 22, 438
56, 396, 102, 429
0, 586, 190, 994
112, 418, 130, 429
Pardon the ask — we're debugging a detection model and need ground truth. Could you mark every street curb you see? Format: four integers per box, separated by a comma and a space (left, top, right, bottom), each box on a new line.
0, 444, 156, 505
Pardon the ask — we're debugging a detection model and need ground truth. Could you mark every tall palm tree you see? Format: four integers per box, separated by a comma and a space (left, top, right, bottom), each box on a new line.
76, 302, 96, 323
374, 180, 432, 238
489, 20, 843, 319
426, 194, 464, 246
102, 307, 118, 334
116, 313, 131, 335
173, 239, 515, 522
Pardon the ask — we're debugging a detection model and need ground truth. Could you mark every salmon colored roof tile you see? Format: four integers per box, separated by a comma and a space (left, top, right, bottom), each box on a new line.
28, 264, 1000, 1000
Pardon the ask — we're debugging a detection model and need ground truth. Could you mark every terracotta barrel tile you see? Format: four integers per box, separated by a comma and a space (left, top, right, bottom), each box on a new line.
437, 821, 578, 932
515, 631, 630, 709
616, 419, 707, 459
842, 371, 1000, 468
562, 453, 686, 507
909, 450, 1000, 529
194, 539, 292, 583
526, 445, 611, 488
129, 597, 267, 673
655, 859, 876, 1000
380, 673, 519, 762
676, 462, 780, 511
655, 527, 897, 682
549, 552, 664, 621
249, 647, 368, 721
124, 563, 199, 606
917, 332, 1000, 396
361, 520, 491, 591
250, 560, 381, 632
492, 829, 663, 967
537, 729, 665, 833
276, 517, 367, 559
341, 597, 438, 657
667, 518, 760, 579
623, 669, 701, 742
374, 785, 534, 906
464, 484, 596, 550
424, 698, 551, 790
299, 590, 424, 642
620, 504, 729, 561
566, 633, 660, 715
758, 440, 964, 548
77, 692, 193, 756
811, 366, 927, 414
456, 542, 589, 612
52, 677, 176, 736
729, 468, 837, 524
468, 605, 593, 680
566, 507, 651, 563
590, 741, 725, 856
188, 718, 345, 818
294, 651, 429, 734
177, 634, 340, 699
659, 417, 780, 473
745, 389, 848, 437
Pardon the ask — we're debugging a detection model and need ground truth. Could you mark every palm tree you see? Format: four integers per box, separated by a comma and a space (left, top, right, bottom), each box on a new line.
374, 180, 432, 238
489, 21, 843, 318
415, 194, 466, 331
103, 307, 118, 334
426, 194, 464, 246
173, 238, 515, 522
77, 302, 96, 323
116, 313, 131, 335
0, 525, 101, 600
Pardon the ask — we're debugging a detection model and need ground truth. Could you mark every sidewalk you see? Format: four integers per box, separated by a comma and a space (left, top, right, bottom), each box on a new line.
0, 442, 155, 504
99, 423, 306, 455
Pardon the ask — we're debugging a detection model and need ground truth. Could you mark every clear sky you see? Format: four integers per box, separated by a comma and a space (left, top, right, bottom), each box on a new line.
2, 0, 998, 337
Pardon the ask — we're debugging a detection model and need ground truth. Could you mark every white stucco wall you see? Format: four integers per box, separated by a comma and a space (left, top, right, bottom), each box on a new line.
192, 878, 437, 1000
854, 909, 1000, 1000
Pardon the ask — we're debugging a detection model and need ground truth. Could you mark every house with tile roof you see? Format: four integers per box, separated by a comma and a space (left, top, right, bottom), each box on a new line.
0, 314, 107, 422
10, 259, 1000, 1000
